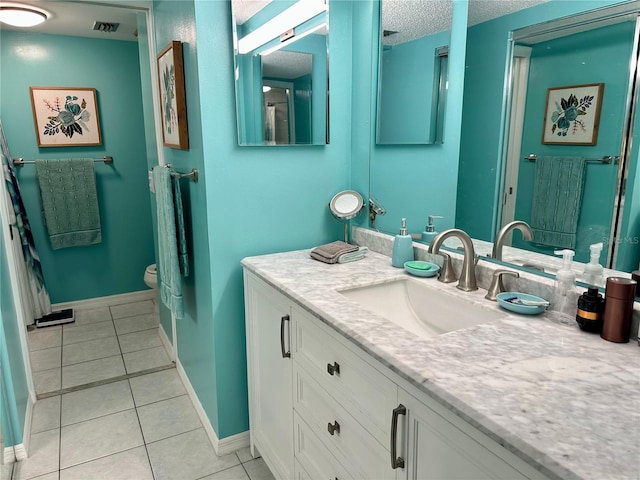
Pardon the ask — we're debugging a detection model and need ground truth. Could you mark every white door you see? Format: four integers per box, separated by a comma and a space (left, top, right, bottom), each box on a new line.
244, 273, 294, 480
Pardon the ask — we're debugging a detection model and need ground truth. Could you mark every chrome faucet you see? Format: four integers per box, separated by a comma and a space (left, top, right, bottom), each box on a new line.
428, 229, 477, 291
492, 221, 533, 261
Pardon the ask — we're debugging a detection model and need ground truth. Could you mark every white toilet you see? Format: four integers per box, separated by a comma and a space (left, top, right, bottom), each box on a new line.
144, 264, 157, 289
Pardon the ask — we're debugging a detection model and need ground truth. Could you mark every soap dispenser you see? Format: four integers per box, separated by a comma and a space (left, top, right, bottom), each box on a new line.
583, 242, 604, 286
420, 215, 443, 245
552, 249, 576, 321
392, 218, 414, 267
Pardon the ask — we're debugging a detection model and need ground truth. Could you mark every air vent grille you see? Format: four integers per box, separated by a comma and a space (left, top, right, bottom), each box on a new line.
92, 21, 120, 33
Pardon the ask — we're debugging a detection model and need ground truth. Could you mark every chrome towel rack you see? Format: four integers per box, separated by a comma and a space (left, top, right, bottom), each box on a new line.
166, 163, 198, 183
13, 156, 114, 166
523, 154, 619, 164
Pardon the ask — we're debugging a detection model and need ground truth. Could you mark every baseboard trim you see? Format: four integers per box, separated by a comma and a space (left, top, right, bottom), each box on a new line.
157, 324, 174, 362
20, 394, 34, 459
3, 445, 16, 464
14, 443, 27, 462
218, 430, 250, 456
52, 290, 155, 311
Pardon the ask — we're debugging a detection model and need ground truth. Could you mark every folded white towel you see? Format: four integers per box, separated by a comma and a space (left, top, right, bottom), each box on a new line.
337, 246, 368, 263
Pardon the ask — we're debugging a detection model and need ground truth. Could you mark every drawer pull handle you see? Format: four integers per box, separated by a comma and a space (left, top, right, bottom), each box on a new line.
327, 362, 340, 376
280, 314, 290, 358
327, 420, 340, 435
390, 404, 406, 469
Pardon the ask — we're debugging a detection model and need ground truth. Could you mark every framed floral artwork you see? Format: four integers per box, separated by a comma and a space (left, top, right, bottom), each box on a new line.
542, 83, 604, 145
157, 41, 189, 150
30, 87, 102, 147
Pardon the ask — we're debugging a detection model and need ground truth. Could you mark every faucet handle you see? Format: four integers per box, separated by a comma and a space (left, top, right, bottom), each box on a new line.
485, 269, 520, 301
437, 252, 457, 284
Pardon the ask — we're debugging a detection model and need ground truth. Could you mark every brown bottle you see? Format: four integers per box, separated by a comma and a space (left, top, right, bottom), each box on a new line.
601, 277, 637, 343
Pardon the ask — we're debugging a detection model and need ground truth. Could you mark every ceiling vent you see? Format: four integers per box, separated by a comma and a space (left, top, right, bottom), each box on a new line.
92, 21, 119, 33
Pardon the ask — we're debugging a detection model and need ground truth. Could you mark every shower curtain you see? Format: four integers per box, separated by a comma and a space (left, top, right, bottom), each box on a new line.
0, 119, 51, 323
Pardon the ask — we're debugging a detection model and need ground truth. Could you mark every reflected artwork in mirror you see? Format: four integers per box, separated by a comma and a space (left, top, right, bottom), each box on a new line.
231, 0, 329, 146
376, 0, 452, 145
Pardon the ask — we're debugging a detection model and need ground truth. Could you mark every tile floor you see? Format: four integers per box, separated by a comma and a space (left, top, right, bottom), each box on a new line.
3, 368, 275, 480
28, 300, 172, 396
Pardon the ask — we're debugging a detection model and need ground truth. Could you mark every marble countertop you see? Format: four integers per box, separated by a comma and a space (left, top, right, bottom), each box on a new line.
242, 249, 640, 480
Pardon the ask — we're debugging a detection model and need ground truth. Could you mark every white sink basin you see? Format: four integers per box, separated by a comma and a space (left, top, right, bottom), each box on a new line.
338, 278, 506, 339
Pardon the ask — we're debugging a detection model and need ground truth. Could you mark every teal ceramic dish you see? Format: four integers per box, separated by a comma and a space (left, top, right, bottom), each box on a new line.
496, 292, 549, 315
404, 260, 440, 278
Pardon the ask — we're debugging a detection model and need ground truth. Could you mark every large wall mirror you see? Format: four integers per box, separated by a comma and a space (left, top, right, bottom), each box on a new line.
231, 0, 329, 146
376, 0, 452, 145
499, 4, 640, 274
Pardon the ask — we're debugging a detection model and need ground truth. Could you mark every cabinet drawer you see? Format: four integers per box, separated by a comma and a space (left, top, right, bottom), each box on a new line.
292, 305, 397, 446
294, 363, 394, 480
294, 412, 353, 480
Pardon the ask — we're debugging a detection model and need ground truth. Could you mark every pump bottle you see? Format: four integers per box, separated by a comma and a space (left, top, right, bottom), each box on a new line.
552, 249, 576, 321
420, 215, 443, 245
583, 242, 604, 286
392, 218, 414, 267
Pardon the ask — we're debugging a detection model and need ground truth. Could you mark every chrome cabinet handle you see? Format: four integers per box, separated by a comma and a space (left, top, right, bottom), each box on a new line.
280, 314, 290, 358
327, 362, 340, 376
390, 404, 406, 469
327, 420, 340, 435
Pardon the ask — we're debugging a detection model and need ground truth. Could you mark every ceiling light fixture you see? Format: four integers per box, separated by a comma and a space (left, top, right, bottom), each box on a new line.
0, 5, 48, 27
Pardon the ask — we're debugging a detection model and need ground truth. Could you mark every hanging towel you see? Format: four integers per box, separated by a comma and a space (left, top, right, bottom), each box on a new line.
153, 166, 188, 320
530, 156, 586, 249
35, 159, 102, 250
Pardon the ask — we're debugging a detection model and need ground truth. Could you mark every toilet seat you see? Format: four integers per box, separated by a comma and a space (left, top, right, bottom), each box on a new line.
144, 263, 157, 289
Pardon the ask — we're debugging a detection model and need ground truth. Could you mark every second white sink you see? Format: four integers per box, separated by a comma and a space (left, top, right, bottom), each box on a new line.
338, 278, 506, 339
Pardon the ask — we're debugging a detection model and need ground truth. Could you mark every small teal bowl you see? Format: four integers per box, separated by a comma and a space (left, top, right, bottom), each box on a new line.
404, 260, 440, 278
496, 292, 549, 315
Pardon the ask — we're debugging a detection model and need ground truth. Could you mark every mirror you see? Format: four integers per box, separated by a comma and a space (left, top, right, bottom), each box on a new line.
369, 0, 640, 291
231, 0, 329, 146
329, 190, 365, 243
376, 0, 452, 144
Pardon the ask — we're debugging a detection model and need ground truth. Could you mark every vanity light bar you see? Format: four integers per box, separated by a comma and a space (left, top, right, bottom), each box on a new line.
259, 22, 326, 56
238, 0, 327, 54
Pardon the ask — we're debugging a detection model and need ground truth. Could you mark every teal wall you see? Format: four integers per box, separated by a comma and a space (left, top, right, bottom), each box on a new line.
0, 32, 155, 303
191, 0, 348, 438
378, 30, 449, 144
369, 0, 468, 237
510, 22, 635, 263
456, 0, 632, 243
0, 226, 29, 446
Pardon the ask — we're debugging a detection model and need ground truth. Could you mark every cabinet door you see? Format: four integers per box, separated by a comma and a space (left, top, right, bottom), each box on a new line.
245, 273, 294, 480
394, 389, 530, 480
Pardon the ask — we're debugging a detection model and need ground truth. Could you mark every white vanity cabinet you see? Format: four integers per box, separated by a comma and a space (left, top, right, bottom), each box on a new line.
244, 270, 548, 480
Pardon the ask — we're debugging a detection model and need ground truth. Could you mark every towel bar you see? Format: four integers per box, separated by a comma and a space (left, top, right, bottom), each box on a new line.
523, 154, 619, 164
165, 164, 198, 183
12, 156, 113, 166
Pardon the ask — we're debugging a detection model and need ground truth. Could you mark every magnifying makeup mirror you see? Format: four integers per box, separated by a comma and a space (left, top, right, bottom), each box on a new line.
329, 190, 365, 242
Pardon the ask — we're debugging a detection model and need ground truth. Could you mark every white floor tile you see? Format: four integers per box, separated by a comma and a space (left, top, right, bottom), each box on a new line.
242, 458, 275, 480
60, 409, 143, 469
147, 428, 240, 480
137, 394, 201, 443
31, 396, 61, 434
235, 447, 260, 463
30, 347, 62, 373
61, 356, 125, 389
61, 336, 120, 366
110, 300, 155, 320
199, 465, 250, 480
113, 313, 159, 335
0, 460, 13, 480
72, 307, 111, 325
28, 472, 59, 480
33, 368, 61, 395
61, 380, 134, 426
129, 368, 186, 406
122, 346, 171, 374
13, 429, 59, 480
62, 321, 115, 346
117, 328, 162, 354
29, 328, 62, 352
59, 446, 153, 480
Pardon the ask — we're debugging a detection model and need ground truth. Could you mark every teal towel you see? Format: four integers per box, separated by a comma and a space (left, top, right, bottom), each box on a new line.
153, 166, 188, 320
35, 159, 102, 250
530, 156, 586, 249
